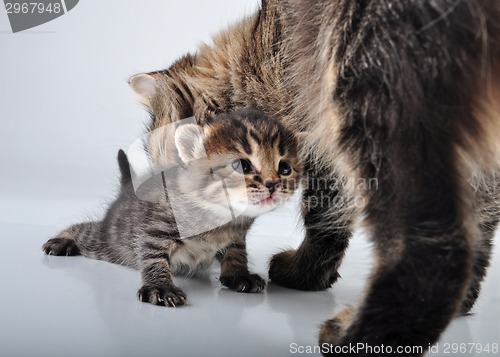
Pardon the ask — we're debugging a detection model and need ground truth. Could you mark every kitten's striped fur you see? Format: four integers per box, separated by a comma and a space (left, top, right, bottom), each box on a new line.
125, 1, 500, 354
43, 109, 301, 306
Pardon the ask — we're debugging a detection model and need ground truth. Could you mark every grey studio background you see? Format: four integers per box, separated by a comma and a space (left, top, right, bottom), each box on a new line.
0, 1, 499, 357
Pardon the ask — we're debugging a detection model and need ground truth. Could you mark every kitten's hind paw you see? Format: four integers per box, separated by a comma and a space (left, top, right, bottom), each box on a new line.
220, 273, 266, 293
138, 285, 188, 307
42, 237, 80, 256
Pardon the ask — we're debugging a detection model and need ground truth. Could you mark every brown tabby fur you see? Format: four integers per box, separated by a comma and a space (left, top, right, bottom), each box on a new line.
43, 109, 301, 307
129, 0, 500, 355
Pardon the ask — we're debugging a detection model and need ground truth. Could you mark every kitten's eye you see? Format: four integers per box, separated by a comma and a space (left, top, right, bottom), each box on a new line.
278, 161, 292, 176
232, 159, 253, 174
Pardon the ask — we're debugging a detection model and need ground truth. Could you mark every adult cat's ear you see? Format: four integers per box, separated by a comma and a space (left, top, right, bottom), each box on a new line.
174, 124, 206, 164
129, 73, 157, 106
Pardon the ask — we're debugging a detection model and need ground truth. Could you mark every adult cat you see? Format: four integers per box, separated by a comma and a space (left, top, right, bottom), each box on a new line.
128, 0, 500, 355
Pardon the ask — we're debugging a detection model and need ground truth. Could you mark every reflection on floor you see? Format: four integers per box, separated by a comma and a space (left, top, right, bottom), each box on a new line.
1, 196, 499, 357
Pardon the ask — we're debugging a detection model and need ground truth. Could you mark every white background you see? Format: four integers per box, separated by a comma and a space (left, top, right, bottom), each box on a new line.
0, 0, 260, 227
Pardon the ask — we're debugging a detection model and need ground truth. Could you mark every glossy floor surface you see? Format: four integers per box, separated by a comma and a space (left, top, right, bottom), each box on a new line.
1, 195, 499, 357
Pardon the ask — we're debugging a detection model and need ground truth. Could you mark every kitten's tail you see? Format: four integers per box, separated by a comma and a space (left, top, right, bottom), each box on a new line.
117, 149, 134, 194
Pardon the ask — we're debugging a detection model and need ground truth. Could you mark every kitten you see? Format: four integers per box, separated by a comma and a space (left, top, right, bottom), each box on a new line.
126, 0, 500, 354
42, 109, 301, 306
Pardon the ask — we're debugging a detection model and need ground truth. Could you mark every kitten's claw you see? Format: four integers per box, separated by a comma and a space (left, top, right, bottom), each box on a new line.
220, 273, 266, 293
42, 237, 80, 256
137, 285, 187, 307
167, 297, 176, 307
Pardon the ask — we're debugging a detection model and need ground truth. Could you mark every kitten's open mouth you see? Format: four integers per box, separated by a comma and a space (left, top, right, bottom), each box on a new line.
260, 197, 275, 205
256, 195, 277, 206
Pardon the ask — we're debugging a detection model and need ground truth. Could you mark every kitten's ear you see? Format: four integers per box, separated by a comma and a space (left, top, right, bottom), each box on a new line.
174, 124, 206, 163
129, 73, 157, 106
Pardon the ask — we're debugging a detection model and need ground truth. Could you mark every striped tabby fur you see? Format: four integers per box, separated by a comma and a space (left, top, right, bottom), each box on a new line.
125, 0, 500, 354
43, 109, 301, 307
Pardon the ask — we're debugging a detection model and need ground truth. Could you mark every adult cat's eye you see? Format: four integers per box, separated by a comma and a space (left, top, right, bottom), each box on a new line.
232, 159, 253, 174
278, 161, 292, 176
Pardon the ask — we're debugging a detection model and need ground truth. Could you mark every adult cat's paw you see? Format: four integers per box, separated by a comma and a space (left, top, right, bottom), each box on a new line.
319, 306, 355, 349
138, 285, 187, 307
269, 249, 339, 291
220, 273, 266, 293
42, 238, 80, 256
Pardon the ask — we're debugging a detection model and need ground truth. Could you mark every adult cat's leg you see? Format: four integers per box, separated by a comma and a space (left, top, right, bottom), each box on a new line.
269, 157, 353, 291
217, 241, 266, 293
277, 0, 500, 352
318, 138, 478, 355
460, 176, 500, 315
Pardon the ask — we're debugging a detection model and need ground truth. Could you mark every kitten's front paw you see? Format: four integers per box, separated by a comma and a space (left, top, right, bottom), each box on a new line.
138, 285, 187, 307
42, 238, 80, 256
319, 306, 355, 348
220, 273, 266, 293
269, 249, 339, 291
